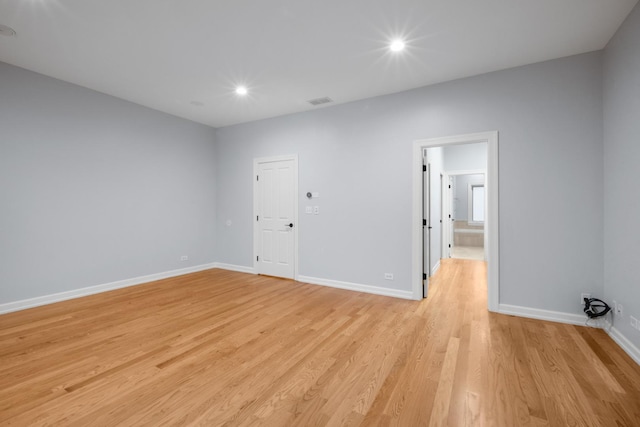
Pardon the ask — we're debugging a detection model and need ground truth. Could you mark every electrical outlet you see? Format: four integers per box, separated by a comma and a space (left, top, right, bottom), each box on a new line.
631, 316, 638, 330
180, 255, 188, 261
313, 206, 319, 215
384, 273, 394, 280
581, 293, 591, 305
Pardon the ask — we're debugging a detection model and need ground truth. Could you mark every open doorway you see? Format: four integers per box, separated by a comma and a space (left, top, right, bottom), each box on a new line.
412, 132, 499, 312
447, 171, 485, 261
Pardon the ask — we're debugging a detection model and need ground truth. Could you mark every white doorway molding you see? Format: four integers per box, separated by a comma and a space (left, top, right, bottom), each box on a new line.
412, 132, 499, 312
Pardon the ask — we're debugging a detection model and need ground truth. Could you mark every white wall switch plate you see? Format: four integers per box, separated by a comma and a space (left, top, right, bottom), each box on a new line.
305, 206, 312, 214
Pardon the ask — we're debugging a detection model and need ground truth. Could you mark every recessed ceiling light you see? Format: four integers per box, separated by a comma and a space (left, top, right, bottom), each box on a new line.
235, 86, 248, 96
390, 39, 405, 52
0, 24, 16, 37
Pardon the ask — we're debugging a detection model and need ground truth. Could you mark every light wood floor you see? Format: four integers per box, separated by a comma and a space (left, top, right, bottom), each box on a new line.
450, 246, 484, 261
1, 259, 639, 426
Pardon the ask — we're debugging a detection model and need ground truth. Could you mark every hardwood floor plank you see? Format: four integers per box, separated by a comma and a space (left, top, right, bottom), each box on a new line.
428, 337, 460, 427
2, 261, 640, 426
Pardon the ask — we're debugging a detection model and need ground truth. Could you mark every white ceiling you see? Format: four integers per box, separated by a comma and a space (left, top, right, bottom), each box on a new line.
0, 0, 637, 128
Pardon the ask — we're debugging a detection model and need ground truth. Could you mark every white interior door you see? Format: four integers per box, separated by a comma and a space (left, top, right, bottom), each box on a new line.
254, 157, 297, 279
423, 158, 431, 297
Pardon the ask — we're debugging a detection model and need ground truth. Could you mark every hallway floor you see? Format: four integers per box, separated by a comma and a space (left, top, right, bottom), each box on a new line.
450, 245, 484, 260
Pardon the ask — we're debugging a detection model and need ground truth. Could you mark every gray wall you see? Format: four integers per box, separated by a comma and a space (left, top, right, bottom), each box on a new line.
0, 46, 610, 323
216, 51, 604, 314
443, 142, 488, 172
603, 3, 640, 349
0, 62, 217, 304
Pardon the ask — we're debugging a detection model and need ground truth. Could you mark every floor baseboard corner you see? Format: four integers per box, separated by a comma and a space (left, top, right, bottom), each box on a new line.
0, 262, 217, 315
606, 327, 640, 366
498, 304, 587, 326
297, 275, 414, 300
213, 263, 256, 274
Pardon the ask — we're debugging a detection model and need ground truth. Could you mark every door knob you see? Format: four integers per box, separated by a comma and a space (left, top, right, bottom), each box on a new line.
286, 223, 294, 228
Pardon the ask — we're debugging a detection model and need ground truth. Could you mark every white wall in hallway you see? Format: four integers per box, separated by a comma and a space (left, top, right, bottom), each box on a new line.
443, 142, 487, 172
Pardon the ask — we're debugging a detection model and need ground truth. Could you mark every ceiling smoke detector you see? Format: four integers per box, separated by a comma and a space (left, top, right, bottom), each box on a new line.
307, 97, 333, 106
0, 24, 16, 37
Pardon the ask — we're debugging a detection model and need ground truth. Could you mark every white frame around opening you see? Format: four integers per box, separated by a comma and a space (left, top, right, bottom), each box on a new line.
253, 154, 300, 281
412, 131, 499, 312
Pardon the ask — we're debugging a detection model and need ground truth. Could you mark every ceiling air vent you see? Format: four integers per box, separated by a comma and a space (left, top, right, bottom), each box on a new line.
307, 97, 333, 106
0, 24, 17, 37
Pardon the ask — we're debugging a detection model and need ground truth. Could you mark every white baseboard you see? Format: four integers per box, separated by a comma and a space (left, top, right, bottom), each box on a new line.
498, 304, 587, 326
213, 263, 256, 274
607, 326, 640, 366
431, 261, 441, 277
4, 263, 638, 366
1, 262, 409, 315
499, 303, 639, 366
212, 265, 412, 300
297, 275, 414, 300
0, 263, 217, 315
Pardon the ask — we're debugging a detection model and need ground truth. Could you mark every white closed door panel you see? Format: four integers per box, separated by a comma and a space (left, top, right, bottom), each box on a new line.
256, 159, 296, 279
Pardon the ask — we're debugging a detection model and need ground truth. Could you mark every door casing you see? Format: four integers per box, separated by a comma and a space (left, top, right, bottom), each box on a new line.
412, 131, 499, 312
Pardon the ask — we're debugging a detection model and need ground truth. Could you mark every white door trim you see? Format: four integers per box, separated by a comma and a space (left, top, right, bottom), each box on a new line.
411, 132, 499, 312
253, 154, 299, 280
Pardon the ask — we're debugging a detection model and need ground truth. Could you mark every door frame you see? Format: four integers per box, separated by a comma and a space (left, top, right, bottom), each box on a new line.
443, 169, 486, 259
253, 154, 299, 280
411, 131, 499, 312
